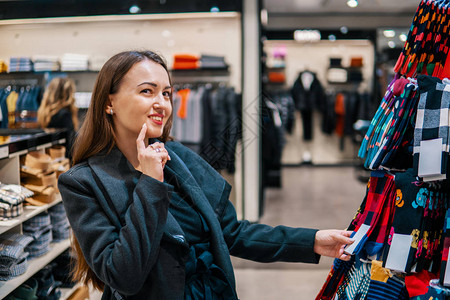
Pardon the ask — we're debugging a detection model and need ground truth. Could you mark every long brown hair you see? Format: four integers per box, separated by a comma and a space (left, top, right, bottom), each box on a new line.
70, 50, 173, 291
37, 77, 79, 130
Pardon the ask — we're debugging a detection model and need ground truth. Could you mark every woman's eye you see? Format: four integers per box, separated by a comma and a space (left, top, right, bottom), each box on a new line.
163, 91, 172, 98
141, 89, 152, 94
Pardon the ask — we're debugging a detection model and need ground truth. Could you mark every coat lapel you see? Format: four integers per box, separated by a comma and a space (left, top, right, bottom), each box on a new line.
164, 145, 236, 288
88, 148, 186, 245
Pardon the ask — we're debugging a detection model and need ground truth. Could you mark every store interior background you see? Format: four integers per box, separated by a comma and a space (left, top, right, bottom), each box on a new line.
0, 0, 424, 298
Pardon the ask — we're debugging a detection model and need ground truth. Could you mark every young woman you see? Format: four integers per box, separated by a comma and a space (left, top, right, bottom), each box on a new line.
58, 50, 353, 300
37, 77, 79, 157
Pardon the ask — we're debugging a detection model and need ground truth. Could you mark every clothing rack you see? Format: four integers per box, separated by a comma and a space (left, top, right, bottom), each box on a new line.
316, 1, 450, 299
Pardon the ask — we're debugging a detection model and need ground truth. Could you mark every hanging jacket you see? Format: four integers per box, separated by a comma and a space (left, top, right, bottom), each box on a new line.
291, 71, 325, 111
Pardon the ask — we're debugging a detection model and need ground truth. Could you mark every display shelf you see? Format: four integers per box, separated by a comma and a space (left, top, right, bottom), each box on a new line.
0, 238, 70, 299
0, 129, 67, 159
0, 195, 62, 235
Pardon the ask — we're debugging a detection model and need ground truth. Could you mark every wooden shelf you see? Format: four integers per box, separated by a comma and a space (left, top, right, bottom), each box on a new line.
0, 238, 70, 299
0, 195, 62, 235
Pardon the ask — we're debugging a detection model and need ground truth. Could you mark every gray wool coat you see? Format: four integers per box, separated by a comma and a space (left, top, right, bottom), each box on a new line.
58, 141, 320, 299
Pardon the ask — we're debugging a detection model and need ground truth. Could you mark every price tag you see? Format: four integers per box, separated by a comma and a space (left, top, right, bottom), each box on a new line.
344, 224, 370, 255
384, 233, 412, 272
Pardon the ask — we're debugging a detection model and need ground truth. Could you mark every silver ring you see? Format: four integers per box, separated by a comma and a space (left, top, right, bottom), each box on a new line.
155, 148, 161, 153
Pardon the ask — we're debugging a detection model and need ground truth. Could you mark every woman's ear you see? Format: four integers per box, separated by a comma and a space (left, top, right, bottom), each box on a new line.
105, 96, 114, 115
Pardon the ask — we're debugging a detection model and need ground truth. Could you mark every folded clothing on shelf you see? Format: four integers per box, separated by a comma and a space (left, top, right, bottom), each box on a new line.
32, 264, 62, 300
21, 151, 59, 204
9, 57, 33, 72
32, 55, 60, 72
61, 53, 89, 71
0, 233, 33, 281
0, 184, 33, 220
23, 212, 53, 258
172, 53, 199, 70
48, 203, 70, 242
200, 54, 228, 69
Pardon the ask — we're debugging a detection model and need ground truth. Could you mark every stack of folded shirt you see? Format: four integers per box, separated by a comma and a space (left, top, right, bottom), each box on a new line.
172, 54, 199, 70
48, 203, 70, 242
23, 212, 53, 258
0, 184, 34, 220
32, 55, 60, 72
200, 54, 228, 69
61, 53, 89, 71
0, 233, 33, 281
9, 57, 33, 72
20, 151, 57, 205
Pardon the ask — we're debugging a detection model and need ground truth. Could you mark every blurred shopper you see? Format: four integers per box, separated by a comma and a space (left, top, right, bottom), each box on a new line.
37, 77, 79, 158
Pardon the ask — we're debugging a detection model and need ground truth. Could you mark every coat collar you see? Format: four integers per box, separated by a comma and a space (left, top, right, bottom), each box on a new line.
87, 143, 235, 288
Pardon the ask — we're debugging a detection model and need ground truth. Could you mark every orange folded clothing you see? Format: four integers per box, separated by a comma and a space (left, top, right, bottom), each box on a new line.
268, 71, 286, 83
172, 61, 199, 70
173, 54, 199, 62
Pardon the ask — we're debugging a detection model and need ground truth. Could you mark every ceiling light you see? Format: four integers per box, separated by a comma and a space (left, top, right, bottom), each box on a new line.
388, 41, 396, 48
328, 34, 336, 41
210, 6, 220, 12
129, 5, 141, 14
347, 0, 358, 8
294, 30, 321, 42
383, 30, 396, 38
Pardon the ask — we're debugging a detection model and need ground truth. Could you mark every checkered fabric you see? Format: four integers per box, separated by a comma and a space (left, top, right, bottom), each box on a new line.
23, 212, 51, 231
413, 75, 450, 179
0, 203, 23, 220
0, 233, 33, 261
0, 254, 28, 281
0, 184, 33, 206
350, 171, 396, 256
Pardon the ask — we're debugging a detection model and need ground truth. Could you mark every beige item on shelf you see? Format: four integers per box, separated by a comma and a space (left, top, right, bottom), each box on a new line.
25, 197, 47, 206
47, 145, 66, 160
23, 184, 56, 204
21, 171, 57, 188
23, 151, 52, 171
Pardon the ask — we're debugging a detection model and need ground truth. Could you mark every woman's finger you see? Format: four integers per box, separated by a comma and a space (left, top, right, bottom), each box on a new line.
136, 124, 147, 152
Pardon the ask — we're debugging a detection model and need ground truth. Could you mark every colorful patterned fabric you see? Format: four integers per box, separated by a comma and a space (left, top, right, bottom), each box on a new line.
413, 75, 450, 180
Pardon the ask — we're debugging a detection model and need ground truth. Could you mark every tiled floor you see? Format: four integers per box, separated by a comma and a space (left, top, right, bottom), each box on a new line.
233, 166, 367, 299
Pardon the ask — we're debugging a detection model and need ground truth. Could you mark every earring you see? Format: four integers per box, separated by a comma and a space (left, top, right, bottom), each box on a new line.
110, 108, 113, 115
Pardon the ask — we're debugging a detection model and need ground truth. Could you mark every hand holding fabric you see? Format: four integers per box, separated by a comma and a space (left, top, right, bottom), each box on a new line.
313, 230, 354, 261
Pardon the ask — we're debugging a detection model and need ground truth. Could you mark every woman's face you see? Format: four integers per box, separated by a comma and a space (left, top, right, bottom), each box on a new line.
108, 59, 172, 139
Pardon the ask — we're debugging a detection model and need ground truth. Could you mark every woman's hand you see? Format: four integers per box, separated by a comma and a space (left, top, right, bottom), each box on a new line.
313, 230, 354, 261
136, 123, 171, 182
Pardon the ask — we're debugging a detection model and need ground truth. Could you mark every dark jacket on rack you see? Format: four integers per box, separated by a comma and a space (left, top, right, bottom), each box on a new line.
58, 141, 320, 300
291, 71, 325, 111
